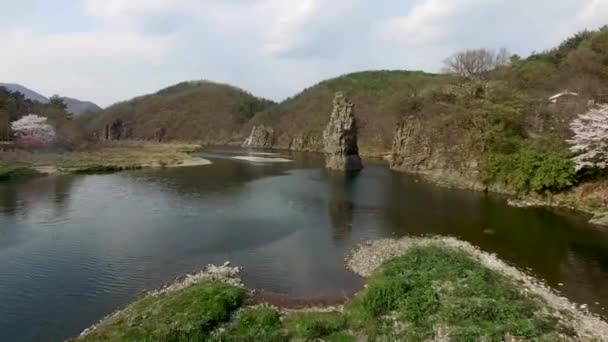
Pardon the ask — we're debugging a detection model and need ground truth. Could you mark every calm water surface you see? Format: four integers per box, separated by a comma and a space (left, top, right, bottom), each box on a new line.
1, 149, 607, 341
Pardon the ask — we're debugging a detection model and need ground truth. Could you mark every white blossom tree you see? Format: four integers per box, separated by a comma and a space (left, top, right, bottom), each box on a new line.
567, 104, 608, 171
11, 114, 56, 147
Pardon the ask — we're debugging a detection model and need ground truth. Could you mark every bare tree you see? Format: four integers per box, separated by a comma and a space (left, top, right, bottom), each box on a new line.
443, 48, 510, 78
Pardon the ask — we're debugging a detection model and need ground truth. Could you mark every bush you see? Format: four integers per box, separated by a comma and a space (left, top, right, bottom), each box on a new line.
483, 148, 577, 193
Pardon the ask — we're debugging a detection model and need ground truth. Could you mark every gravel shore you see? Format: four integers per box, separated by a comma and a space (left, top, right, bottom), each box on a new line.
346, 236, 608, 341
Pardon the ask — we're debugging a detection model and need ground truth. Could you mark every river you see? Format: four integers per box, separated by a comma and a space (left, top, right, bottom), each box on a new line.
0, 149, 607, 341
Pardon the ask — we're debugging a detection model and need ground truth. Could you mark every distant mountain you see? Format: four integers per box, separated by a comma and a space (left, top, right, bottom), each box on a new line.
0, 83, 49, 103
0, 83, 102, 116
62, 97, 103, 115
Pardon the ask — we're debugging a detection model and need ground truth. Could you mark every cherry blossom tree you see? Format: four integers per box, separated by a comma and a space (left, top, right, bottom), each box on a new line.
567, 104, 608, 171
11, 114, 56, 147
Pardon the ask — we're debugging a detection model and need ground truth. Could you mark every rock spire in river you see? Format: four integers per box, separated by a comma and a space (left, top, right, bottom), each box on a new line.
323, 92, 363, 171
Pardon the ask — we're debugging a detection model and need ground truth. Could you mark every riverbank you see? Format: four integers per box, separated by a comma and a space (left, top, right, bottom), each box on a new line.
73, 237, 608, 342
397, 168, 608, 227
0, 142, 210, 180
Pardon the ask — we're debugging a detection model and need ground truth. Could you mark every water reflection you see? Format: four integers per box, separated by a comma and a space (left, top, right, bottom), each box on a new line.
326, 171, 361, 244
0, 153, 607, 342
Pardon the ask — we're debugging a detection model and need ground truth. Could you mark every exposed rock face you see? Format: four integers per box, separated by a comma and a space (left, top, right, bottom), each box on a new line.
390, 115, 482, 190
289, 133, 323, 152
323, 92, 363, 171
390, 115, 432, 170
243, 125, 274, 148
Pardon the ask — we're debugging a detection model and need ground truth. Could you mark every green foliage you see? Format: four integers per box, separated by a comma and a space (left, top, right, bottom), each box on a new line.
213, 307, 283, 342
49, 95, 67, 110
483, 147, 576, 193
344, 246, 569, 341
284, 312, 348, 341
74, 245, 577, 342
237, 96, 276, 120
73, 282, 244, 342
0, 163, 38, 181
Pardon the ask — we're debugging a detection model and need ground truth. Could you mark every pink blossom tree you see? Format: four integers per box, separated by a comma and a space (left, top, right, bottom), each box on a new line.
11, 114, 56, 147
567, 104, 608, 171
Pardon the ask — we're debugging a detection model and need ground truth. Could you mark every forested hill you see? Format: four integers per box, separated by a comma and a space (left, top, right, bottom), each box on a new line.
90, 27, 607, 157
91, 81, 275, 144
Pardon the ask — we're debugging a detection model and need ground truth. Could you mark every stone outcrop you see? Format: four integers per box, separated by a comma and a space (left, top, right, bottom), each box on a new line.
289, 133, 323, 152
103, 118, 132, 141
322, 92, 363, 171
390, 115, 482, 190
390, 115, 432, 170
243, 125, 274, 148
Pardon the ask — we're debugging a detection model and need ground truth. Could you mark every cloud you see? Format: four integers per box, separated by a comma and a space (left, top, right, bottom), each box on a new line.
570, 0, 608, 32
0, 0, 606, 107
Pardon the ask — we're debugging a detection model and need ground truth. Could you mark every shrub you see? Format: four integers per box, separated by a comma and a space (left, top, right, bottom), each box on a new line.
482, 148, 577, 193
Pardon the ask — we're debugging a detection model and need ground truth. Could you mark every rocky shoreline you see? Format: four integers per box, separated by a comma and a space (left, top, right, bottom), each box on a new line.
76, 236, 608, 341
346, 236, 608, 341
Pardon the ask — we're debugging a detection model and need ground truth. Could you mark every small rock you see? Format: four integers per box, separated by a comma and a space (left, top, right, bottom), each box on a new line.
558, 283, 564, 286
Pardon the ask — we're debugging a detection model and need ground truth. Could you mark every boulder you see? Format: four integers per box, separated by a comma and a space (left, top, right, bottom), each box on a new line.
243, 125, 274, 148
323, 92, 363, 171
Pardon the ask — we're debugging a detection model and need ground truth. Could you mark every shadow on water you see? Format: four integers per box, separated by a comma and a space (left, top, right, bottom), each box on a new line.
0, 150, 607, 342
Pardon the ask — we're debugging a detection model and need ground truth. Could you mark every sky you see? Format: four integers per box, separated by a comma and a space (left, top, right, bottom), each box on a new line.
0, 0, 606, 107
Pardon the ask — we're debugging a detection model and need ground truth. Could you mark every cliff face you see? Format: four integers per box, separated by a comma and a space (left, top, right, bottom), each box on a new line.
323, 92, 363, 171
390, 114, 483, 190
243, 125, 274, 148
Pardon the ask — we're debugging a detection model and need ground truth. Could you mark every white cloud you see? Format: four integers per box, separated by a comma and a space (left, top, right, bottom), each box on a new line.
84, 0, 189, 18
570, 0, 608, 32
0, 0, 606, 107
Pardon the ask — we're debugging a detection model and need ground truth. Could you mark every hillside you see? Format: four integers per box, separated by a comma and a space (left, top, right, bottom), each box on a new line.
248, 70, 441, 154
88, 28, 608, 206
92, 81, 275, 144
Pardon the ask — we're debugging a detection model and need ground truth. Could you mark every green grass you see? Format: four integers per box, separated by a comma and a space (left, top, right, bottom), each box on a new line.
344, 246, 573, 341
0, 163, 39, 181
74, 246, 576, 342
283, 311, 350, 341
72, 282, 244, 342
212, 307, 283, 342
59, 162, 142, 174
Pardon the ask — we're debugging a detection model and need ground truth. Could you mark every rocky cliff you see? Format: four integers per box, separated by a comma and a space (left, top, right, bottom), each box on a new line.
243, 125, 274, 148
323, 92, 363, 171
390, 114, 483, 190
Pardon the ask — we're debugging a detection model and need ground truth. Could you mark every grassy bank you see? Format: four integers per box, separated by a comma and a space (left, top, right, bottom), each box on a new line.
0, 163, 39, 181
74, 239, 606, 342
0, 142, 208, 180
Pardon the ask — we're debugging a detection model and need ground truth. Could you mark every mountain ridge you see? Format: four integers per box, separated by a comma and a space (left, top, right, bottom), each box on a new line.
0, 83, 103, 116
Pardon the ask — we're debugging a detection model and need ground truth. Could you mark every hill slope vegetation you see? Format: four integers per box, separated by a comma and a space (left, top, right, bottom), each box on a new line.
92, 81, 275, 144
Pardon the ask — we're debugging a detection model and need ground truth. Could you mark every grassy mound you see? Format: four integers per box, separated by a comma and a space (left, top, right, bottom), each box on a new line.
72, 282, 243, 341
74, 244, 586, 342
